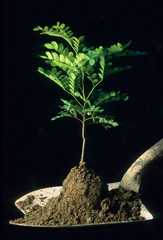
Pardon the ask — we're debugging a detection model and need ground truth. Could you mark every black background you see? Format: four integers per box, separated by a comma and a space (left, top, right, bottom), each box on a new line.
1, 0, 163, 239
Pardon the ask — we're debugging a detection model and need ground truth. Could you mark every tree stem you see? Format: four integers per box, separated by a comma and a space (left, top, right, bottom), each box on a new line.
79, 115, 86, 166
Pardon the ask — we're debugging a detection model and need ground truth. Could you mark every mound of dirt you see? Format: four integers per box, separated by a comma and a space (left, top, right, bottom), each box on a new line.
10, 163, 144, 226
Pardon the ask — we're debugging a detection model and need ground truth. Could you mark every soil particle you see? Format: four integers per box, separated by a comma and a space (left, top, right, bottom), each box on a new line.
10, 163, 144, 226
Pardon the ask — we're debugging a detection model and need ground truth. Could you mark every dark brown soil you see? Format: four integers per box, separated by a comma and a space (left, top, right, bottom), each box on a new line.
10, 163, 144, 226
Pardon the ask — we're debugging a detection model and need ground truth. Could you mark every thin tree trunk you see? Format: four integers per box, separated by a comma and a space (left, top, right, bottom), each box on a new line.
79, 116, 86, 166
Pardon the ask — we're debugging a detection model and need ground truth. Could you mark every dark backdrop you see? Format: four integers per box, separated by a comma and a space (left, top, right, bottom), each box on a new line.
1, 0, 163, 239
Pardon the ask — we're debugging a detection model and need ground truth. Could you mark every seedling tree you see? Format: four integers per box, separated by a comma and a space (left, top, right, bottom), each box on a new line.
34, 22, 144, 166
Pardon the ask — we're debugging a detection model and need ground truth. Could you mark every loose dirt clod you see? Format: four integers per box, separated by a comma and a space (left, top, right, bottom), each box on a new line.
10, 164, 144, 226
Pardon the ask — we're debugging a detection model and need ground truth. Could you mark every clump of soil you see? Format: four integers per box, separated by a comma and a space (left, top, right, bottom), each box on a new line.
10, 163, 144, 226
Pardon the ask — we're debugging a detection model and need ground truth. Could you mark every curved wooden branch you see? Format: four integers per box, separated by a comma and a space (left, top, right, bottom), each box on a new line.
120, 139, 163, 193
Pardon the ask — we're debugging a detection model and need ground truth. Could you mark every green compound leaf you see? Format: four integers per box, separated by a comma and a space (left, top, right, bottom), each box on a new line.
34, 21, 144, 132
51, 99, 84, 120
91, 89, 129, 107
51, 112, 72, 121
104, 65, 131, 77
34, 23, 85, 54
91, 116, 119, 129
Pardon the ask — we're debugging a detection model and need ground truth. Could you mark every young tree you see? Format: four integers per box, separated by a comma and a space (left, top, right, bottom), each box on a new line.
34, 22, 144, 165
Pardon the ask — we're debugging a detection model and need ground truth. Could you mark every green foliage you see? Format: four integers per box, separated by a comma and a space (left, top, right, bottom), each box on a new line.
34, 21, 145, 164
34, 21, 144, 130
33, 22, 85, 54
